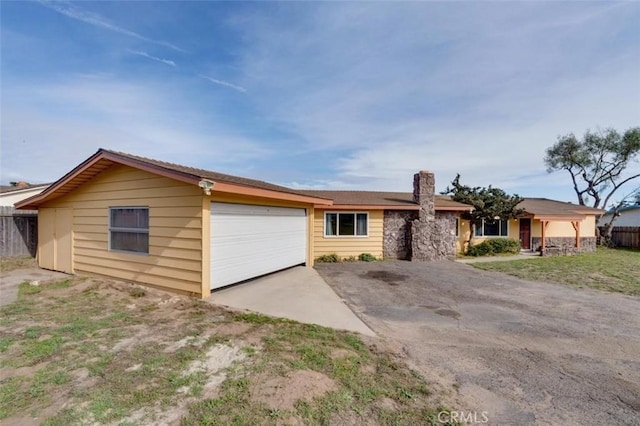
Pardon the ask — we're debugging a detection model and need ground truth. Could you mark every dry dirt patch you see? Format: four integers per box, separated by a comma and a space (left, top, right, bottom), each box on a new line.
251, 369, 337, 410
1, 274, 455, 425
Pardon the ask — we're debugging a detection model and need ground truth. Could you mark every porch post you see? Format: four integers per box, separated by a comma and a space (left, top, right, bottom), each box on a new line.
571, 221, 581, 248
541, 220, 549, 250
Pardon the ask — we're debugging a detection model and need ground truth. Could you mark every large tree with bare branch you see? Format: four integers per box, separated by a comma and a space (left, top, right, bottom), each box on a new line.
544, 127, 640, 210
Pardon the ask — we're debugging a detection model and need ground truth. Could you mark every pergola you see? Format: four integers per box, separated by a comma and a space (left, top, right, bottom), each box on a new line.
532, 214, 585, 250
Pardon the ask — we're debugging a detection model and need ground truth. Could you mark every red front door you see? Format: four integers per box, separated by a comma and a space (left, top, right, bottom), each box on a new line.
519, 218, 531, 250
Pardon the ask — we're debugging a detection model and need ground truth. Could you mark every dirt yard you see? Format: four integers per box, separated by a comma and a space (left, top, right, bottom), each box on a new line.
316, 260, 640, 426
0, 272, 456, 425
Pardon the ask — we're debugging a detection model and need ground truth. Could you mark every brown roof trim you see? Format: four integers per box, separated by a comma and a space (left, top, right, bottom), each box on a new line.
16, 150, 119, 209
213, 182, 333, 205
533, 214, 586, 221
16, 149, 333, 209
435, 206, 474, 212
314, 204, 420, 210
518, 198, 605, 216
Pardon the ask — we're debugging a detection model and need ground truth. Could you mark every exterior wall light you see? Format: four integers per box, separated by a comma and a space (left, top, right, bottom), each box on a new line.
198, 180, 214, 195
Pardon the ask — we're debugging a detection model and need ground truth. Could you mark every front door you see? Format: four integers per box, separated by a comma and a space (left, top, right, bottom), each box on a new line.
519, 218, 531, 250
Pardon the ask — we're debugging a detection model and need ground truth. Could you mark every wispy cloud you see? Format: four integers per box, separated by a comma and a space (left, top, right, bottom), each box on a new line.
127, 49, 176, 67
39, 0, 186, 53
0, 74, 268, 183
227, 2, 640, 200
198, 74, 247, 93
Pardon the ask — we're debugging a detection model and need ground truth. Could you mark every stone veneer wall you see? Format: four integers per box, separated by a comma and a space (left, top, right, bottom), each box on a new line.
383, 210, 418, 260
531, 237, 597, 256
434, 211, 458, 259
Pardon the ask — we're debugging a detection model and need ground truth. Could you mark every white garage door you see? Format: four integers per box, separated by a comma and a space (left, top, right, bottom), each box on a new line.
210, 202, 307, 289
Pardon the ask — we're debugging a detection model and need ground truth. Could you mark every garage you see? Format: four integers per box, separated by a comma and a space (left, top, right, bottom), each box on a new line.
210, 202, 307, 289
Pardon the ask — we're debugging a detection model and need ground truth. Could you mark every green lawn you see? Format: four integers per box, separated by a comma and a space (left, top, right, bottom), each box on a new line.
472, 247, 640, 296
0, 275, 456, 425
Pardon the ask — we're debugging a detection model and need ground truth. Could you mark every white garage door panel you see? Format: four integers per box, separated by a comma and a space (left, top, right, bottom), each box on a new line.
210, 203, 306, 289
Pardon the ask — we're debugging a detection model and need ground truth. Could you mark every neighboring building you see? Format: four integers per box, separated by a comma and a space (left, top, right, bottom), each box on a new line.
600, 205, 640, 227
0, 182, 50, 206
16, 149, 604, 297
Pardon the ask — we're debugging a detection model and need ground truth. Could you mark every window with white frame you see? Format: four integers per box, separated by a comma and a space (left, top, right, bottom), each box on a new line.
109, 207, 149, 253
474, 218, 508, 237
325, 212, 368, 237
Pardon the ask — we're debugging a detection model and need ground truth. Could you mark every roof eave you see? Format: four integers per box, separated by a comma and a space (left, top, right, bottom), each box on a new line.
533, 214, 586, 221
572, 208, 606, 215
15, 149, 334, 209
435, 206, 474, 212
15, 149, 202, 210
212, 182, 333, 205
314, 204, 419, 210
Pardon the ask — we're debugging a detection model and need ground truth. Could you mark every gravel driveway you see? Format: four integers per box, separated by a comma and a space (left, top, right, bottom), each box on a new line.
316, 261, 640, 425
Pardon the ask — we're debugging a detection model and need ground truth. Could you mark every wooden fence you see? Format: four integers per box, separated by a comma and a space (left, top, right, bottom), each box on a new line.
0, 206, 38, 258
601, 226, 640, 249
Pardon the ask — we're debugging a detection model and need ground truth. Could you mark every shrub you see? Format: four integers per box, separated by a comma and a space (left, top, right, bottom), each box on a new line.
343, 256, 357, 262
129, 287, 146, 298
466, 239, 520, 257
358, 253, 377, 262
316, 253, 340, 263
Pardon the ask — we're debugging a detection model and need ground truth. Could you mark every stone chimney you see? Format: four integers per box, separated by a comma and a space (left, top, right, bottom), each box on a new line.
413, 171, 435, 220
411, 171, 438, 261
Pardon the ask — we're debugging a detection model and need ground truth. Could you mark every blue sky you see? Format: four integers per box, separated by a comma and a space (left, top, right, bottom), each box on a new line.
1, 1, 639, 203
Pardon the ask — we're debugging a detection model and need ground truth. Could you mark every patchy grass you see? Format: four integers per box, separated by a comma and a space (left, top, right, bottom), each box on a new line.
0, 256, 36, 272
0, 275, 455, 424
472, 247, 640, 296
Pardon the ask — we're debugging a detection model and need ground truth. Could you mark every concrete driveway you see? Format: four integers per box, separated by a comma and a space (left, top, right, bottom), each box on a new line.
316, 261, 640, 426
210, 266, 375, 336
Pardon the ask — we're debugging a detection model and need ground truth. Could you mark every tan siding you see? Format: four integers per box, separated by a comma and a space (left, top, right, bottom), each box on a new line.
313, 210, 384, 259
74, 239, 108, 251
150, 236, 201, 250
46, 196, 203, 209
74, 232, 107, 242
151, 227, 202, 239
74, 216, 107, 226
74, 248, 202, 273
74, 263, 200, 294
42, 164, 204, 296
150, 217, 201, 229
50, 185, 197, 202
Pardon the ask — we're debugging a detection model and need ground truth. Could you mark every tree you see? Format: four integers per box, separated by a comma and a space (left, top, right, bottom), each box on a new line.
443, 174, 524, 247
544, 127, 640, 209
